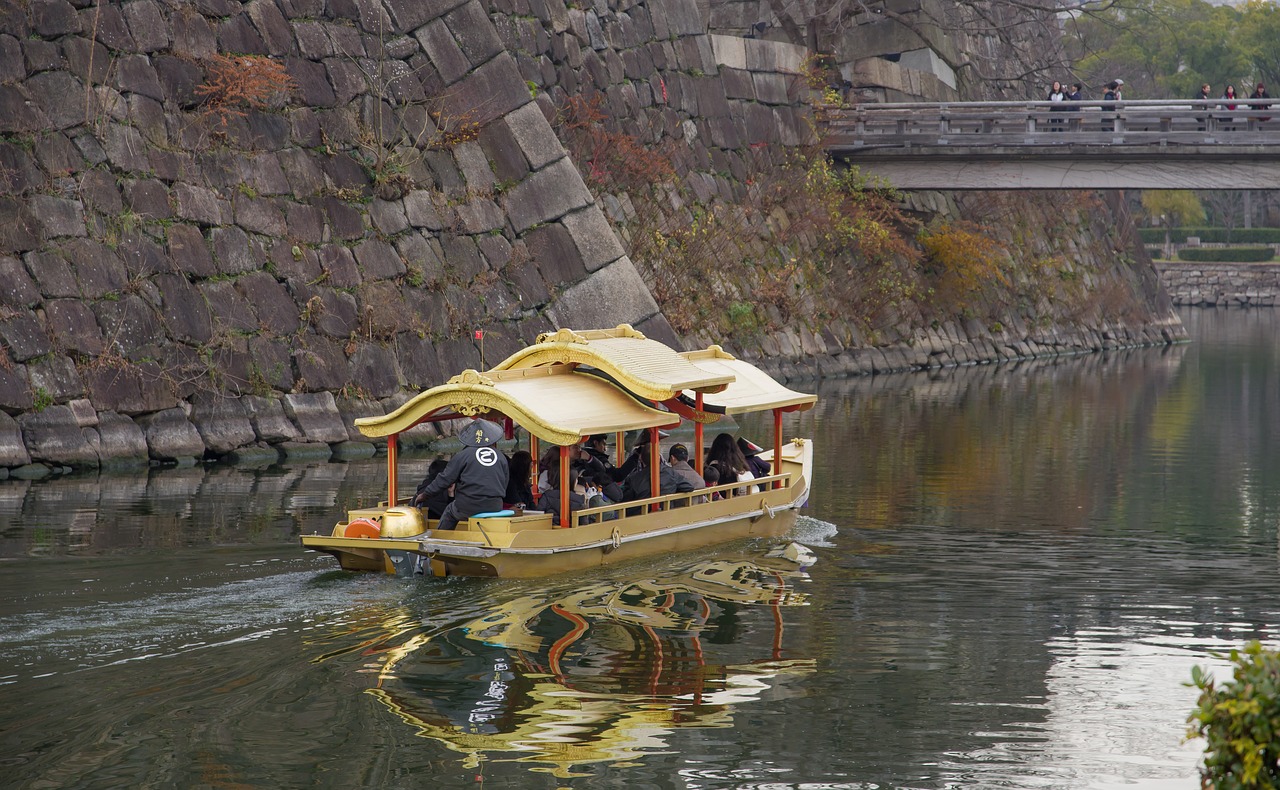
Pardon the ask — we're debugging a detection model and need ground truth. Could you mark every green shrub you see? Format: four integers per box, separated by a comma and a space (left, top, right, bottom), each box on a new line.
1139, 227, 1280, 244
1188, 641, 1280, 788
1176, 247, 1275, 263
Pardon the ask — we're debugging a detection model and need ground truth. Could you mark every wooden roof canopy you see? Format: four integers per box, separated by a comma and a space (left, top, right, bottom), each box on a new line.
353, 326, 815, 444
353, 367, 680, 446
679, 346, 817, 414
493, 325, 733, 399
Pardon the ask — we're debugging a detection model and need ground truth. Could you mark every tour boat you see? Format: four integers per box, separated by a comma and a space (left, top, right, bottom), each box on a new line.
300, 325, 816, 578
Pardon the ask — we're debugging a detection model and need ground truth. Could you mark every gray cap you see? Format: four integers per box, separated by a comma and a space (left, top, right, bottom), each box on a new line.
459, 418, 503, 447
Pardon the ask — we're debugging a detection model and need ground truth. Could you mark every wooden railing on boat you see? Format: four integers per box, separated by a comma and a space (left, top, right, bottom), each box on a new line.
564, 472, 792, 529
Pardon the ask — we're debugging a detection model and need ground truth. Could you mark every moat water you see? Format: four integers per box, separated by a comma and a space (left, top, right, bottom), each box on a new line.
2, 307, 1277, 789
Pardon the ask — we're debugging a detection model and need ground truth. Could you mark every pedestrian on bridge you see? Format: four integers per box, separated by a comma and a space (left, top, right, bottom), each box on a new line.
1047, 81, 1067, 130
1195, 83, 1212, 130
1251, 83, 1271, 122
1220, 85, 1239, 129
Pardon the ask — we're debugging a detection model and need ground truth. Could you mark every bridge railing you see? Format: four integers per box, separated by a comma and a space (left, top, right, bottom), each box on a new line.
827, 99, 1279, 149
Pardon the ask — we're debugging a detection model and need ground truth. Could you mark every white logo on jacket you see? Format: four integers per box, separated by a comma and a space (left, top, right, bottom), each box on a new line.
476, 447, 499, 466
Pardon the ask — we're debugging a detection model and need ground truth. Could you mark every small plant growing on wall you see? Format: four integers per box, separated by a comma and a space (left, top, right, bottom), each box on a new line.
1188, 641, 1280, 789
196, 54, 297, 126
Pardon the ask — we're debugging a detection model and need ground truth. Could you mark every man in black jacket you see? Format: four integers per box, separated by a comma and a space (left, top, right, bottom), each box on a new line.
417, 418, 509, 531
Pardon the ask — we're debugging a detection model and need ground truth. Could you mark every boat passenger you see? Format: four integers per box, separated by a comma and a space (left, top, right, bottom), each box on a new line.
702, 465, 722, 500
737, 437, 772, 479
667, 443, 708, 503
613, 428, 670, 482
582, 434, 614, 469
706, 432, 755, 496
542, 465, 587, 526
416, 418, 509, 531
588, 468, 624, 508
504, 449, 535, 511
537, 443, 609, 496
411, 458, 453, 519
622, 447, 694, 515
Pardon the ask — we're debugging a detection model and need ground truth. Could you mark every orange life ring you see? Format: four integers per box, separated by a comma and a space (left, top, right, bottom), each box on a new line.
344, 517, 381, 538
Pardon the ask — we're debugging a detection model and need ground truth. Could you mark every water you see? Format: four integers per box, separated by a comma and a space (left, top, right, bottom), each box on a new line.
2, 307, 1278, 789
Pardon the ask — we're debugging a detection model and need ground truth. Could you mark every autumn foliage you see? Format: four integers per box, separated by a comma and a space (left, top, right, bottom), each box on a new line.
196, 54, 296, 124
918, 221, 1009, 311
558, 95, 677, 192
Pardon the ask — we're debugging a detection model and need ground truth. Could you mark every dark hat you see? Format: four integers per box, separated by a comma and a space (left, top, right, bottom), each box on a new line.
636, 428, 672, 444
459, 418, 503, 447
669, 443, 689, 461
737, 437, 764, 456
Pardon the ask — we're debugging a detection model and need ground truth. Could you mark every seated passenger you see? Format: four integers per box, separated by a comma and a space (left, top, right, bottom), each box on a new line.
705, 432, 755, 496
582, 433, 614, 469
504, 449, 535, 511
737, 437, 772, 479
537, 443, 608, 496
411, 458, 452, 519
542, 465, 586, 527
702, 465, 723, 500
667, 443, 708, 504
622, 446, 694, 515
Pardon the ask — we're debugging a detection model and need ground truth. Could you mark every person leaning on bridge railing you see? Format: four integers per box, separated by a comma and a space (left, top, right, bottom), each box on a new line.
1251, 83, 1271, 122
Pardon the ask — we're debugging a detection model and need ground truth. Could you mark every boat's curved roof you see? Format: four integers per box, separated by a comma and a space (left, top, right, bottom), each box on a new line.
678, 347, 817, 414
353, 367, 680, 445
492, 325, 733, 400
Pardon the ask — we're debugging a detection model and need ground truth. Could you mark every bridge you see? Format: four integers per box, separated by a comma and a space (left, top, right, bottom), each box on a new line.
824, 99, 1280, 190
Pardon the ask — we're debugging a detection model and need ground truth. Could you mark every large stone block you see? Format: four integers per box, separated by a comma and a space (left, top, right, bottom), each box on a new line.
202, 280, 259, 333
18, 405, 99, 468
243, 395, 301, 443
291, 336, 351, 391
95, 410, 149, 463
347, 342, 401, 399
27, 355, 83, 403
82, 360, 174, 414
284, 391, 349, 443
0, 363, 33, 413
92, 294, 165, 354
0, 256, 41, 308
523, 221, 585, 288
211, 226, 259, 276
237, 271, 300, 335
445, 1, 504, 66
0, 198, 40, 253
23, 71, 79, 131
155, 273, 214, 344
547, 256, 659, 329
0, 311, 52, 363
189, 393, 256, 454
0, 411, 30, 467
136, 407, 205, 460
123, 0, 169, 53
437, 54, 531, 126
561, 206, 623, 272
167, 223, 217, 278
249, 335, 294, 391
503, 157, 593, 233
354, 239, 405, 281
46, 299, 105, 357
335, 395, 385, 443
30, 195, 86, 238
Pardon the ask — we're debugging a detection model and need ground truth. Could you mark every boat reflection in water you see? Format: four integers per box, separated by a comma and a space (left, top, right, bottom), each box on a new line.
358, 545, 817, 776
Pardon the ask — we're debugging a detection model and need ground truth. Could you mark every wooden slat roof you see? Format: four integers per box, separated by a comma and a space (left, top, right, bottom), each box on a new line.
354, 367, 680, 445
492, 325, 733, 400
679, 347, 816, 414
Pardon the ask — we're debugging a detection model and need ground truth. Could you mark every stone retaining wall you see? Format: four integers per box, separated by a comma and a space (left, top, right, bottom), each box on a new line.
0, 0, 1185, 475
1156, 262, 1280, 306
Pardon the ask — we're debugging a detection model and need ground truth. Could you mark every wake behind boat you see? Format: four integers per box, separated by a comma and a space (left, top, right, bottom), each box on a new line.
300, 325, 816, 578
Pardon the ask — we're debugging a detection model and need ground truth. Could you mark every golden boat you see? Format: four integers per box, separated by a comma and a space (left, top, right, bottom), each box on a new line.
300, 325, 817, 578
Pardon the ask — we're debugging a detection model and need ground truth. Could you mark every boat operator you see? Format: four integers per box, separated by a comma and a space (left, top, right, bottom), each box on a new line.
416, 418, 509, 531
